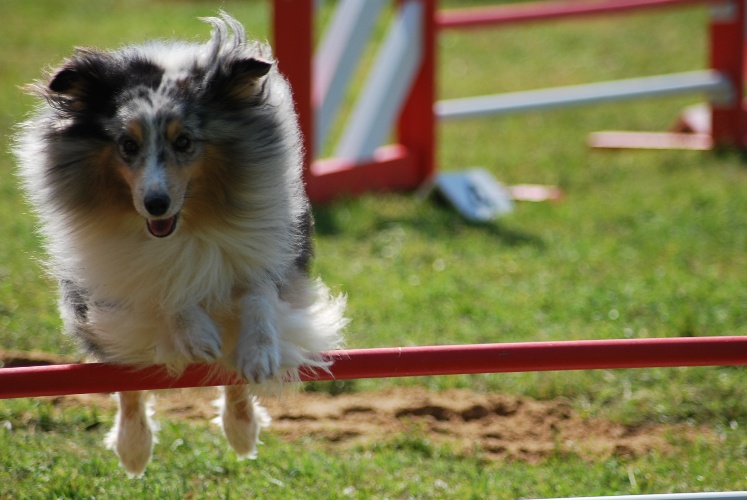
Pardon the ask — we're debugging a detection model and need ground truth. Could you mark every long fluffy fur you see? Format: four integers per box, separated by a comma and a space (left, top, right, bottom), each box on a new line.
14, 13, 346, 476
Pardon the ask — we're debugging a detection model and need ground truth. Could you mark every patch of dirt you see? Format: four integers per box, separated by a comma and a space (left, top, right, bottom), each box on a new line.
2, 352, 707, 462
264, 387, 695, 462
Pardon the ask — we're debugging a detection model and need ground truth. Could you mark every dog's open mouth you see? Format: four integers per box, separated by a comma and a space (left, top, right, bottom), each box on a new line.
146, 214, 178, 238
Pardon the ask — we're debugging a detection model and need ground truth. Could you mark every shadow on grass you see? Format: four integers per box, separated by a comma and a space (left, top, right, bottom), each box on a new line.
312, 194, 545, 249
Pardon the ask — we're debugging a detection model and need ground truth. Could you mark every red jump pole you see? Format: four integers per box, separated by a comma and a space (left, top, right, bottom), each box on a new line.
272, 0, 316, 193
709, 0, 746, 147
2, 337, 747, 400
396, 0, 437, 184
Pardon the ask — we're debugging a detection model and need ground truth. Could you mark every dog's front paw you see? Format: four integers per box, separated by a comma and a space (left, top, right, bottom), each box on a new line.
235, 338, 281, 383
173, 308, 222, 363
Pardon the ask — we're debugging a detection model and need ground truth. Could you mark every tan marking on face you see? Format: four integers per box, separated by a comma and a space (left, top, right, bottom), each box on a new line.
115, 161, 135, 190
165, 118, 199, 182
125, 122, 145, 144
180, 144, 234, 229
166, 119, 184, 142
113, 122, 144, 193
86, 145, 133, 218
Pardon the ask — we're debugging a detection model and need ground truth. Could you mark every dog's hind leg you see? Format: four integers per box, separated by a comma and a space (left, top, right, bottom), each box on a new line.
214, 385, 271, 460
105, 391, 156, 477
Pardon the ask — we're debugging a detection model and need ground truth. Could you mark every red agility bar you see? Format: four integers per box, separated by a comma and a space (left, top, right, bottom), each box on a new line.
2, 337, 746, 400
308, 145, 421, 202
709, 0, 746, 147
396, 0, 437, 187
436, 0, 710, 30
272, 0, 314, 175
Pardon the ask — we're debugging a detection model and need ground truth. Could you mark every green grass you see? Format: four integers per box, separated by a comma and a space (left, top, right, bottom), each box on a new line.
2, 0, 747, 496
2, 398, 747, 499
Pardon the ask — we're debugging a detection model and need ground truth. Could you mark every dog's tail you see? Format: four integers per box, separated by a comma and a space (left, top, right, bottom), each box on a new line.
277, 278, 348, 383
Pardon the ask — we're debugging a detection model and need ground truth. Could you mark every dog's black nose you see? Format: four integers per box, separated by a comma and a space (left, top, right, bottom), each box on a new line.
144, 192, 171, 217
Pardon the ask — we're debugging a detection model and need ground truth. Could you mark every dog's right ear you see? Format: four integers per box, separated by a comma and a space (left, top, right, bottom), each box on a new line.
41, 49, 117, 113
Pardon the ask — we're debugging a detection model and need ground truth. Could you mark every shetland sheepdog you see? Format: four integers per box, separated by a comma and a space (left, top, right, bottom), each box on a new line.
14, 13, 346, 477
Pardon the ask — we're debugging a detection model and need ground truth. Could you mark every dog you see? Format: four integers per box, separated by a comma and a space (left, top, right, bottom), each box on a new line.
14, 12, 347, 477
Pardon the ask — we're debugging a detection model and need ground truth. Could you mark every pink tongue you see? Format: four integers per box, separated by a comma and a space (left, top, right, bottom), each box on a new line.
146, 216, 177, 238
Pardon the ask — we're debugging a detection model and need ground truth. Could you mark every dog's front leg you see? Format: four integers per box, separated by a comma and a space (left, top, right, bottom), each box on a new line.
234, 290, 282, 383
174, 306, 222, 362
155, 306, 222, 366
105, 391, 155, 477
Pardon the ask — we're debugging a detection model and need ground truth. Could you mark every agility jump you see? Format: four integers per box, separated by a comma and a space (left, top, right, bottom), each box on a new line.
273, 0, 746, 203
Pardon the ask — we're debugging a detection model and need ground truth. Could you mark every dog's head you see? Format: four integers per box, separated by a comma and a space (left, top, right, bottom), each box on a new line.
34, 14, 274, 238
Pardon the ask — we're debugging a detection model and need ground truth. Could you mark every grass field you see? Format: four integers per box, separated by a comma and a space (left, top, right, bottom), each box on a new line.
1, 0, 747, 497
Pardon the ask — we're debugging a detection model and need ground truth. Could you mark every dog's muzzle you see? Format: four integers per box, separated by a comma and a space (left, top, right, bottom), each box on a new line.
146, 215, 178, 238
144, 192, 178, 238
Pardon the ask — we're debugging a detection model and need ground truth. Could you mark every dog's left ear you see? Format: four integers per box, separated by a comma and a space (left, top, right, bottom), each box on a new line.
210, 57, 272, 101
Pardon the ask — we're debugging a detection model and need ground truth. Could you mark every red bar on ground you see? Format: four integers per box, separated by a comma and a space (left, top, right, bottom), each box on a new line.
588, 131, 714, 150
307, 145, 421, 204
1, 337, 746, 399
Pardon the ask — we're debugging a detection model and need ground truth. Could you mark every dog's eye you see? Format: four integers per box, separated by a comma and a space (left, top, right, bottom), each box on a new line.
173, 134, 193, 152
119, 138, 140, 157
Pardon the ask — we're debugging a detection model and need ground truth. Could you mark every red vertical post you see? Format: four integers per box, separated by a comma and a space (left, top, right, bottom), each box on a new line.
272, 0, 315, 184
709, 0, 746, 147
396, 0, 437, 183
